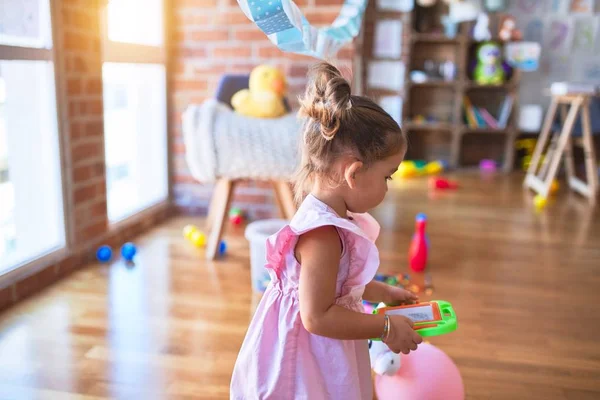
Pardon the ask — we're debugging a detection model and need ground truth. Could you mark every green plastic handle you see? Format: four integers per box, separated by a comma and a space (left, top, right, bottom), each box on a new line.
414, 300, 458, 337
371, 300, 457, 340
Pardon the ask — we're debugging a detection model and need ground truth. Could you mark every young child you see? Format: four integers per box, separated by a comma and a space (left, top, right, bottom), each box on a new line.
230, 62, 422, 399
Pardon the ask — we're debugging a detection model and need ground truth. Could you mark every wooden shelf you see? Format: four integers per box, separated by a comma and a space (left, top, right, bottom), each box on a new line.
404, 122, 454, 131
462, 127, 510, 134
411, 33, 459, 44
409, 80, 457, 89
465, 82, 516, 90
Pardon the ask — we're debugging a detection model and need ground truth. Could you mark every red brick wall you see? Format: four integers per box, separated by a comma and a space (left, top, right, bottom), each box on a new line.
169, 0, 355, 219
0, 0, 172, 312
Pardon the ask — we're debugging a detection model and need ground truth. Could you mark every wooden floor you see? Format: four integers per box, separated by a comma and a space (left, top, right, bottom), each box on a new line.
1, 173, 599, 400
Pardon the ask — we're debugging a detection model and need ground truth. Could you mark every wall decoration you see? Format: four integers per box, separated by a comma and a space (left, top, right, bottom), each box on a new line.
573, 16, 598, 52
516, 0, 546, 14
368, 61, 405, 91
378, 96, 403, 125
545, 17, 573, 54
374, 20, 403, 59
549, 0, 570, 13
377, 0, 414, 12
570, 0, 594, 13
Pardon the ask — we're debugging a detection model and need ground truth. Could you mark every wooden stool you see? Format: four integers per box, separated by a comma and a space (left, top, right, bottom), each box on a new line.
524, 93, 598, 203
205, 179, 295, 260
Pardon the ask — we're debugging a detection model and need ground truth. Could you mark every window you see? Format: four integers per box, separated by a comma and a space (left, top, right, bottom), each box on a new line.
102, 0, 168, 222
0, 0, 65, 273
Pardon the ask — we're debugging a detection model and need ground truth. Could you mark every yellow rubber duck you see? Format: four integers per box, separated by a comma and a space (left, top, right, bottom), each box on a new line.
232, 65, 287, 119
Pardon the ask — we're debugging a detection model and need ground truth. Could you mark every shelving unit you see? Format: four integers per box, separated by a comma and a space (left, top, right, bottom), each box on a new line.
359, 2, 521, 172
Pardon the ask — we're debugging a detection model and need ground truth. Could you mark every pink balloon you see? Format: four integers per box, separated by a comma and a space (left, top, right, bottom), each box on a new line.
375, 343, 464, 400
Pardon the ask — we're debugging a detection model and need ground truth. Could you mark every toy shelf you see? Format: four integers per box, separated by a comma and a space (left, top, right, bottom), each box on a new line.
357, 2, 521, 172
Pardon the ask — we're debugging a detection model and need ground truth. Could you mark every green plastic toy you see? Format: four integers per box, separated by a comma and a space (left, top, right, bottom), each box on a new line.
373, 300, 457, 338
473, 42, 505, 86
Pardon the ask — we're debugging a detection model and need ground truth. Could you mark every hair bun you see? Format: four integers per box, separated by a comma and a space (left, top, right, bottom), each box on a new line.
299, 62, 352, 141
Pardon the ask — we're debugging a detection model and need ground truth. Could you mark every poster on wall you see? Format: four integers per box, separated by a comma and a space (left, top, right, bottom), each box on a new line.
513, 0, 546, 14
572, 16, 598, 53
544, 17, 573, 55
377, 0, 414, 12
374, 20, 403, 59
523, 17, 544, 43
368, 61, 405, 91
378, 96, 403, 125
549, 0, 570, 13
570, 0, 595, 13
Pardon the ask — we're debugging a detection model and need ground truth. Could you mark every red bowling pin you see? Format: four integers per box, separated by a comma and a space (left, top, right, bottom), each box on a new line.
409, 213, 428, 272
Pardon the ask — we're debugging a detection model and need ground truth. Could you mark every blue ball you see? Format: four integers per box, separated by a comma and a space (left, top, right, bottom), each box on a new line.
96, 245, 112, 262
120, 242, 137, 261
218, 240, 227, 255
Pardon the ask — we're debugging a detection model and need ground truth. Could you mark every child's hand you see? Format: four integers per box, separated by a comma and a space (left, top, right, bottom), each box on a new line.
386, 286, 418, 306
385, 315, 423, 354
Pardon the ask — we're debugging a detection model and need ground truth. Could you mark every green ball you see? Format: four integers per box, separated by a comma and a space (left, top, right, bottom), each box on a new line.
414, 160, 427, 169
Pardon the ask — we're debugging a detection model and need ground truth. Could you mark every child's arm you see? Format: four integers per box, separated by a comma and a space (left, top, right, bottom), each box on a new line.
363, 280, 418, 305
297, 226, 412, 341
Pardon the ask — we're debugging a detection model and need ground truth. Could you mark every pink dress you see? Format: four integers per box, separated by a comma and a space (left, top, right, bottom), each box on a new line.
231, 194, 381, 399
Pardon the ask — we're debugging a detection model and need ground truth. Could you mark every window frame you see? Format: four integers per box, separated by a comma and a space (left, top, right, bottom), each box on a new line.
100, 0, 172, 228
0, 0, 70, 284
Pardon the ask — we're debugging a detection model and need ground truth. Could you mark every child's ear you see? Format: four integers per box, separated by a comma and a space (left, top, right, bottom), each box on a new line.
344, 161, 363, 189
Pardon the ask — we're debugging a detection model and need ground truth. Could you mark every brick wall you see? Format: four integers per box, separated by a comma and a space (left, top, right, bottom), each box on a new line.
169, 0, 356, 219
0, 0, 172, 312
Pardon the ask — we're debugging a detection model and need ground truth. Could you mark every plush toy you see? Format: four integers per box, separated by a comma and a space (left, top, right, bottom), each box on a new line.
473, 42, 505, 85
498, 15, 522, 42
231, 65, 287, 118
369, 339, 402, 376
472, 13, 491, 42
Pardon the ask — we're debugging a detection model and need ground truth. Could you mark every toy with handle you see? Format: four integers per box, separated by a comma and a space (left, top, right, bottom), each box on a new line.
372, 300, 458, 339
409, 213, 428, 272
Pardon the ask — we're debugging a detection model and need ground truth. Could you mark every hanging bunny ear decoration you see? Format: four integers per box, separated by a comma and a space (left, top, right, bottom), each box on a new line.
236, 0, 368, 60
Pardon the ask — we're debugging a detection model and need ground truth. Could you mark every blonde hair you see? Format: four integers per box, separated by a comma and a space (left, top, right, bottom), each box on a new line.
294, 62, 406, 204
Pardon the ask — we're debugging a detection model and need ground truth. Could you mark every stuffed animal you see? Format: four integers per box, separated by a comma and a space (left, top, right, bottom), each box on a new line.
231, 65, 287, 118
498, 15, 522, 42
369, 339, 402, 376
473, 42, 505, 85
472, 13, 491, 42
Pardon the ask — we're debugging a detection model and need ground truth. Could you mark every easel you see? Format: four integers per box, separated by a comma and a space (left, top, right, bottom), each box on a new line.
524, 93, 598, 203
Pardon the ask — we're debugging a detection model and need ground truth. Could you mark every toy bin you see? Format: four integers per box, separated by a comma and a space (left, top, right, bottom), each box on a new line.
245, 219, 288, 292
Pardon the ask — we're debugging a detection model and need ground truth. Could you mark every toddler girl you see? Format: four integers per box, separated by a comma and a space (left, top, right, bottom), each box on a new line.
230, 62, 422, 399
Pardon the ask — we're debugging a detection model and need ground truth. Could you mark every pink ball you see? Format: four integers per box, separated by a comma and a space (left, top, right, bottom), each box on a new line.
375, 343, 464, 400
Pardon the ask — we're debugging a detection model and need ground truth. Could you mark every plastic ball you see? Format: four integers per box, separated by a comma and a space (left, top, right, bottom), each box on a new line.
218, 240, 227, 256
190, 231, 206, 247
397, 161, 418, 179
550, 180, 560, 194
96, 245, 112, 263
120, 242, 137, 261
375, 343, 464, 400
230, 214, 243, 226
534, 195, 547, 210
183, 224, 198, 240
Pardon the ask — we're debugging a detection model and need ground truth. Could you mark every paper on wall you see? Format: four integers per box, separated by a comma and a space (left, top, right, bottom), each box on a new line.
378, 96, 403, 125
374, 20, 402, 59
377, 0, 414, 12
368, 61, 405, 91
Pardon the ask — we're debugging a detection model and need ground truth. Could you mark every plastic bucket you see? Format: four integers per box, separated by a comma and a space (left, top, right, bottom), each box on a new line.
245, 219, 288, 292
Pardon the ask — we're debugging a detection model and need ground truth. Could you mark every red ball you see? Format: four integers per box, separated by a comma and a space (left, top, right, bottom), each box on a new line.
231, 215, 243, 225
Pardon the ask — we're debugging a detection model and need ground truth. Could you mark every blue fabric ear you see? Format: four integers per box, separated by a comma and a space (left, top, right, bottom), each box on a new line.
237, 0, 368, 60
